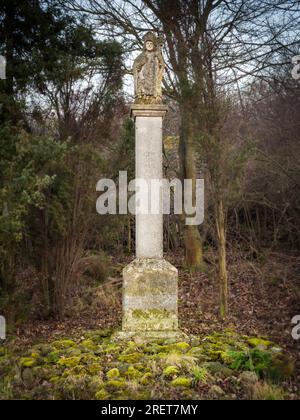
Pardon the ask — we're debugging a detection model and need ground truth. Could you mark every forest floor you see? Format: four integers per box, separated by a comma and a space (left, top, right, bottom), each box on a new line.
1, 249, 300, 400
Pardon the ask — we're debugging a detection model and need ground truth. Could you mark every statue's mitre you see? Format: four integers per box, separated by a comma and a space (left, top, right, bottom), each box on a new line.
143, 31, 158, 44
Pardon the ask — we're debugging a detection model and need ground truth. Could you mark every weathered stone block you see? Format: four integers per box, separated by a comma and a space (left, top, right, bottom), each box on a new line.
122, 258, 178, 332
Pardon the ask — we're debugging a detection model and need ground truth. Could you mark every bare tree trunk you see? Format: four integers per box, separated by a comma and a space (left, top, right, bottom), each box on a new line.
127, 215, 131, 254
215, 197, 228, 318
180, 109, 203, 271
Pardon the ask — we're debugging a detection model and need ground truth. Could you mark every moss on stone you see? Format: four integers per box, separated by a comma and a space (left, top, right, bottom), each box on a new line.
80, 339, 99, 351
0, 347, 7, 357
52, 339, 76, 349
204, 361, 233, 378
132, 308, 171, 319
171, 377, 192, 388
104, 344, 121, 354
106, 368, 120, 379
140, 372, 153, 385
20, 357, 37, 368
80, 353, 98, 364
125, 366, 141, 379
247, 337, 273, 349
47, 351, 61, 364
64, 347, 82, 357
172, 342, 190, 352
162, 352, 197, 371
38, 345, 53, 357
105, 379, 126, 390
163, 365, 180, 377
85, 329, 113, 340
95, 389, 110, 400
0, 328, 294, 400
49, 376, 60, 384
87, 363, 102, 375
57, 356, 81, 368
187, 346, 208, 361
118, 352, 143, 364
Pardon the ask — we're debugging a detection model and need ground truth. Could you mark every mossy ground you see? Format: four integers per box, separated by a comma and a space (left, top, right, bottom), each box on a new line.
0, 329, 294, 400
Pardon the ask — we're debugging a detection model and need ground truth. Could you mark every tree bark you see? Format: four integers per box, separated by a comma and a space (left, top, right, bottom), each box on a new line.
215, 197, 228, 318
180, 106, 203, 271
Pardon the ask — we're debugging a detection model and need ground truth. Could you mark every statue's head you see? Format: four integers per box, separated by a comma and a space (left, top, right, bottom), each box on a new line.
143, 31, 157, 52
145, 40, 154, 52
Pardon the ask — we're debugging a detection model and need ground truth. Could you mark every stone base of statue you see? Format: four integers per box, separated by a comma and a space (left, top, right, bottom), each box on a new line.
123, 258, 178, 328
113, 259, 186, 342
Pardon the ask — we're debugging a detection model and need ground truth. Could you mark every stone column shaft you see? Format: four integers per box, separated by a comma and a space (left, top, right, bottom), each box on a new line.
136, 114, 163, 259
121, 104, 180, 338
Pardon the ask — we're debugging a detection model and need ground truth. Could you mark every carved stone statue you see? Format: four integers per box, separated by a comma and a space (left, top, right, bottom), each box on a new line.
133, 32, 165, 104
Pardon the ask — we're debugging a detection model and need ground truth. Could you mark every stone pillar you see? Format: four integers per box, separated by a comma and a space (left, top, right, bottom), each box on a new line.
135, 104, 165, 259
120, 104, 181, 340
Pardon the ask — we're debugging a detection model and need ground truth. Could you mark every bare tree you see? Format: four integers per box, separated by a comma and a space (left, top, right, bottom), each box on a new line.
66, 0, 300, 316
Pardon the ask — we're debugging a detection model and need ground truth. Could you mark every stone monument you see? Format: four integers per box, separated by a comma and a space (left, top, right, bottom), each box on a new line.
119, 32, 182, 340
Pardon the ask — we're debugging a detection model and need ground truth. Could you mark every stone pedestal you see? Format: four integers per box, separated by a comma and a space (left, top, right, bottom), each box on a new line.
122, 258, 178, 333
118, 104, 182, 341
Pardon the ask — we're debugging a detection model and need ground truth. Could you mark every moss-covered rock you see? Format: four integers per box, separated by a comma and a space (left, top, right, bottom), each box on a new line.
247, 337, 273, 349
105, 379, 126, 390
57, 356, 81, 368
106, 368, 120, 379
20, 357, 37, 368
140, 372, 153, 385
104, 343, 121, 354
239, 371, 259, 387
52, 339, 76, 350
80, 339, 99, 352
171, 377, 192, 388
95, 389, 110, 400
118, 352, 143, 364
22, 368, 36, 388
0, 346, 7, 357
204, 361, 233, 378
172, 342, 190, 352
163, 365, 180, 377
0, 329, 294, 400
86, 363, 102, 375
125, 366, 141, 379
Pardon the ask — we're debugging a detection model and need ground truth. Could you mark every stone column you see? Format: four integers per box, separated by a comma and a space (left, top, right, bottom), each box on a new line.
135, 104, 165, 259
120, 104, 181, 340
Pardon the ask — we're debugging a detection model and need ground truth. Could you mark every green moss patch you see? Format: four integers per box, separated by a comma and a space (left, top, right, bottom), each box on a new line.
0, 329, 293, 400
